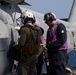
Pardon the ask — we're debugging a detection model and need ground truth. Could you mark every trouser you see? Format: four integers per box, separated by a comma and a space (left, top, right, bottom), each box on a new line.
4, 58, 14, 74
48, 50, 67, 75
36, 53, 44, 75
18, 55, 38, 75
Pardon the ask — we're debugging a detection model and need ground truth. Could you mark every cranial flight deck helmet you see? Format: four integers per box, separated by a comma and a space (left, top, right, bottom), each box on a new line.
21, 10, 36, 24
44, 12, 56, 23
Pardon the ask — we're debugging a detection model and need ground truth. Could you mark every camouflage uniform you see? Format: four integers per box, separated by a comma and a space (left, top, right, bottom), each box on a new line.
17, 24, 41, 75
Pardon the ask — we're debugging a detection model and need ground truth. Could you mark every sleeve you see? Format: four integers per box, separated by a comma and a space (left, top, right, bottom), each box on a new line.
47, 24, 67, 49
18, 28, 26, 47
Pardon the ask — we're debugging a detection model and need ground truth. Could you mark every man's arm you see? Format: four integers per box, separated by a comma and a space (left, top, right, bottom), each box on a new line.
18, 28, 26, 49
37, 35, 45, 57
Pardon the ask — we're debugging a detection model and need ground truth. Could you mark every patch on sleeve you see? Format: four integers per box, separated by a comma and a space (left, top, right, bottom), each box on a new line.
61, 30, 64, 33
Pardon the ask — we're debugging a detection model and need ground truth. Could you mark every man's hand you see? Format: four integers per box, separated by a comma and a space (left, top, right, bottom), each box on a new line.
37, 45, 44, 57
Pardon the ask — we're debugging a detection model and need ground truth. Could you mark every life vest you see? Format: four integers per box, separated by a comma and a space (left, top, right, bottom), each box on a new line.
47, 22, 68, 50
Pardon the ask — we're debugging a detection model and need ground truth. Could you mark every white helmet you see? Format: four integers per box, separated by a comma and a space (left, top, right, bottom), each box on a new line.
21, 10, 36, 24
21, 10, 34, 18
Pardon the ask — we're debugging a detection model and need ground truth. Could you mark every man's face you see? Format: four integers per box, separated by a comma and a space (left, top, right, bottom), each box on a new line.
45, 20, 54, 27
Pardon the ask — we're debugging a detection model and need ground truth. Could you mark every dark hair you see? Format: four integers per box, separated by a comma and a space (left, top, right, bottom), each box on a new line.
44, 12, 56, 22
